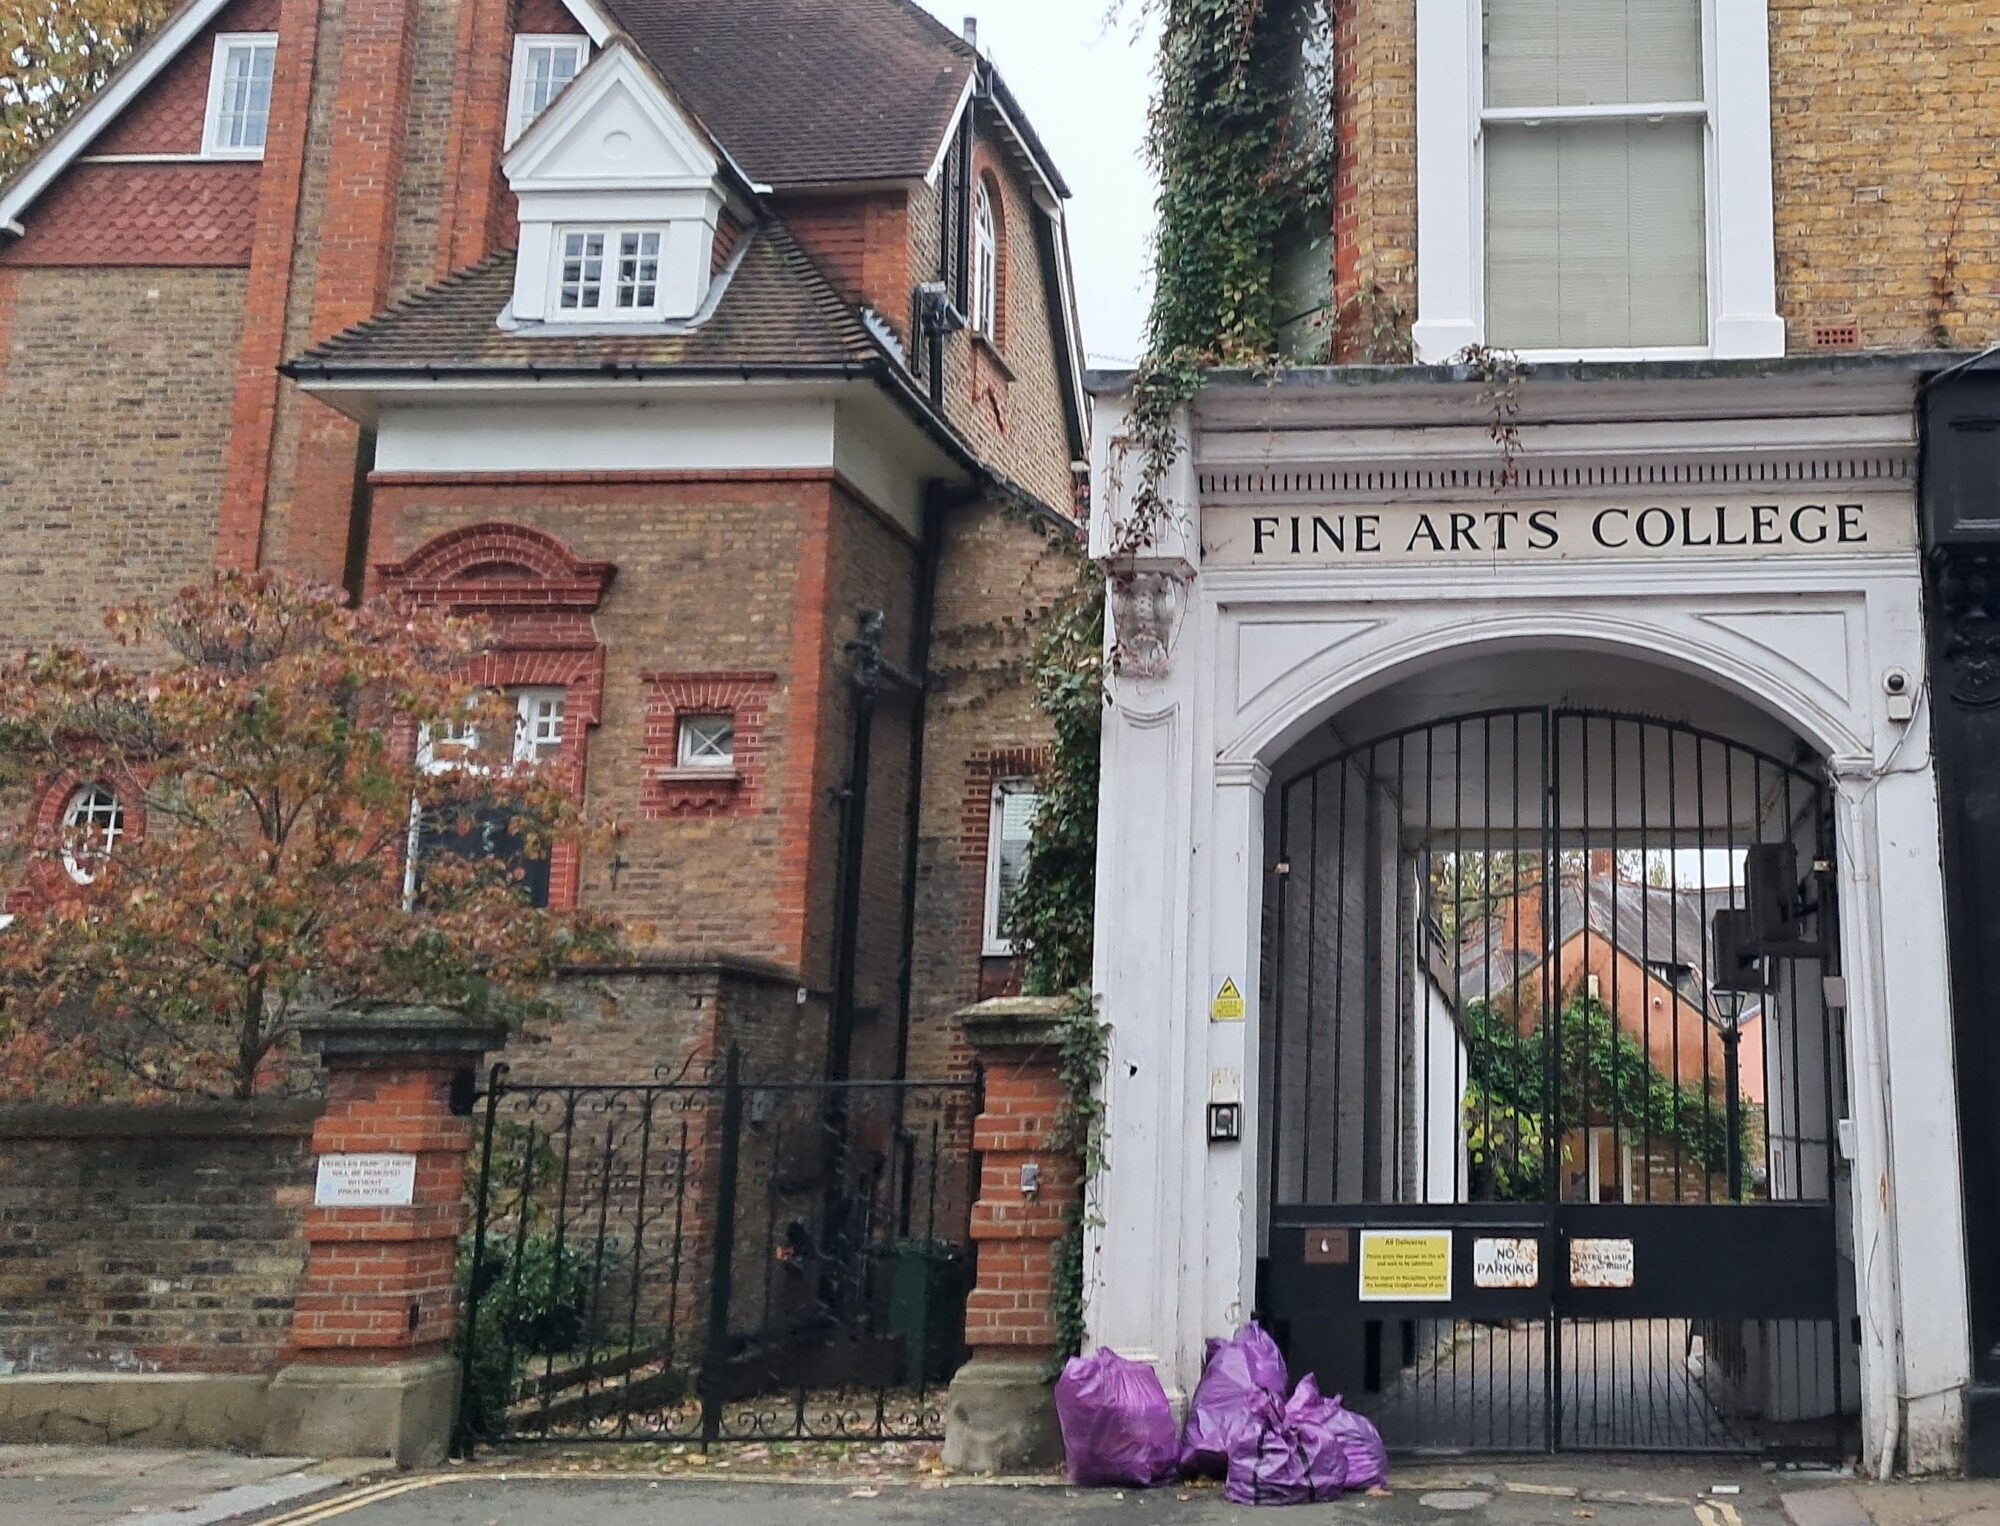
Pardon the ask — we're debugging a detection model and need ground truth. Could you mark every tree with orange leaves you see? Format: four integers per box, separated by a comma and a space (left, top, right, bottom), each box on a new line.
0, 571, 618, 1101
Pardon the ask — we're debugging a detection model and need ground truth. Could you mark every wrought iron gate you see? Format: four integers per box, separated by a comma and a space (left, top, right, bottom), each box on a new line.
1259, 709, 1855, 1456
456, 1052, 981, 1451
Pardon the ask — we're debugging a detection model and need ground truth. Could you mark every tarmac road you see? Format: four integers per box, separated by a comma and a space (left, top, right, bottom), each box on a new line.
236, 1461, 1845, 1526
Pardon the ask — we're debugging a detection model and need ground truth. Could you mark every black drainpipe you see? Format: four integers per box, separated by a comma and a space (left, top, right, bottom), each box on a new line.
890, 484, 961, 1083
825, 611, 884, 1084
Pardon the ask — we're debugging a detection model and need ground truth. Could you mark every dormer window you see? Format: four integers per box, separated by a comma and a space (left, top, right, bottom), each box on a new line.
555, 228, 665, 317
203, 34, 278, 159
503, 41, 727, 328
509, 36, 588, 144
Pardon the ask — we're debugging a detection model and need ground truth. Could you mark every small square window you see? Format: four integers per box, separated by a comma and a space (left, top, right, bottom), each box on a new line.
204, 35, 278, 159
508, 36, 588, 143
983, 782, 1040, 956
678, 715, 735, 770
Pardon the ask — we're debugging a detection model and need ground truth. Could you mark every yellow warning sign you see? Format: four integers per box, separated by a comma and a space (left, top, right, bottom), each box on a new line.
1211, 978, 1246, 1022
1358, 1230, 1453, 1302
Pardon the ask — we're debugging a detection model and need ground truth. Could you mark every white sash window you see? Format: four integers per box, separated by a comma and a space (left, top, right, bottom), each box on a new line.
1414, 0, 1782, 362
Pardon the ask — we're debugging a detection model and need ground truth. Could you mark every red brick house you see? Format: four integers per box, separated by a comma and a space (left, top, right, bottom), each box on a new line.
0, 0, 1088, 1091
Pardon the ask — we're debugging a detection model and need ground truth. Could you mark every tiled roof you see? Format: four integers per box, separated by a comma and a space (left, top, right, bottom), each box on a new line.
288, 224, 884, 374
599, 0, 978, 187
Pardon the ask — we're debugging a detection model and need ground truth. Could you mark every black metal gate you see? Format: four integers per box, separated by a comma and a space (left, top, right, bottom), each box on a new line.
1259, 708, 1855, 1456
456, 1052, 981, 1450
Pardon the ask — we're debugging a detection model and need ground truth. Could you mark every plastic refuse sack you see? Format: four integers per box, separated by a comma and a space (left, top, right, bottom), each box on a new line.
1321, 1385, 1390, 1492
1222, 1376, 1348, 1507
1180, 1321, 1289, 1478
1054, 1347, 1181, 1488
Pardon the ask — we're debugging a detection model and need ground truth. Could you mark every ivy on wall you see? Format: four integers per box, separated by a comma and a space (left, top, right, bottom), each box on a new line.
1011, 0, 1338, 1363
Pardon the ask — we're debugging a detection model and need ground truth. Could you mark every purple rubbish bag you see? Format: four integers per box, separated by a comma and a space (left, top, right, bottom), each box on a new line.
1222, 1382, 1347, 1508
1054, 1348, 1180, 1488
1319, 1386, 1390, 1492
1181, 1321, 1289, 1477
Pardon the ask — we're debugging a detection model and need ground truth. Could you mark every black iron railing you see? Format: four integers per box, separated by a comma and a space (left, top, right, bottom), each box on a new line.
456, 1051, 982, 1451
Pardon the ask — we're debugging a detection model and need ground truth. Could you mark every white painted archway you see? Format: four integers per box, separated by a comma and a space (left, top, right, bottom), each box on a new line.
1084, 369, 1970, 1474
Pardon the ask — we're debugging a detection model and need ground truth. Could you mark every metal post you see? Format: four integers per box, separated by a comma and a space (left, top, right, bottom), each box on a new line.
454, 1063, 507, 1458
700, 1047, 745, 1448
1724, 1025, 1743, 1203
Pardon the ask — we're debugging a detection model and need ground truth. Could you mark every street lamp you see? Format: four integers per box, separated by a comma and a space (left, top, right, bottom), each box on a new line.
1708, 987, 1751, 1203
1709, 908, 1770, 1204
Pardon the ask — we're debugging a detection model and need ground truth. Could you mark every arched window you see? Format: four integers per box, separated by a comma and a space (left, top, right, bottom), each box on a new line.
970, 181, 999, 338
60, 784, 124, 885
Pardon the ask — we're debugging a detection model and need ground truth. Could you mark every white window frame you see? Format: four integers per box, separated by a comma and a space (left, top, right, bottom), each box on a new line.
550, 225, 669, 320
201, 33, 279, 161
508, 35, 589, 146
417, 689, 566, 775
676, 714, 736, 771
970, 182, 999, 338
982, 781, 1039, 957
60, 784, 126, 885
1412, 0, 1782, 363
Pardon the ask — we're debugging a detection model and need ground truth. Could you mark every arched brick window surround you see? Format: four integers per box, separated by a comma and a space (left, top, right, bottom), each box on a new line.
7, 774, 151, 912
378, 524, 614, 911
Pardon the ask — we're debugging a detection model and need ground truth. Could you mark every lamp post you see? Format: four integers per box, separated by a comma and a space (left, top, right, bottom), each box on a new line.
1710, 988, 1749, 1203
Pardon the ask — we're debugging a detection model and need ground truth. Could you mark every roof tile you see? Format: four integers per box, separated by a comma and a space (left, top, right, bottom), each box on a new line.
289, 222, 885, 374
599, 0, 977, 187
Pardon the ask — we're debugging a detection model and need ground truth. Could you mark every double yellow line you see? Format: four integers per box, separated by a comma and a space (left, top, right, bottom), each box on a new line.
251, 1474, 453, 1525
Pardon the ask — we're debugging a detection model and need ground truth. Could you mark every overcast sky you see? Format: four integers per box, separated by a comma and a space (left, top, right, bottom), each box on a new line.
914, 0, 1159, 369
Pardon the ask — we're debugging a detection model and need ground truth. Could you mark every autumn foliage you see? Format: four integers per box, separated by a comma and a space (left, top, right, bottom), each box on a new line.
1, 0, 178, 180
0, 572, 619, 1101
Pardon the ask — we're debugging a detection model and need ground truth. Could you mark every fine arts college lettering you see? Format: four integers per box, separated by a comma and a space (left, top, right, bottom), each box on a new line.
1202, 498, 1911, 567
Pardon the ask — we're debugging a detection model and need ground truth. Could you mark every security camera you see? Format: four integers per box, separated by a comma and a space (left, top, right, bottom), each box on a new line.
1883, 668, 1916, 723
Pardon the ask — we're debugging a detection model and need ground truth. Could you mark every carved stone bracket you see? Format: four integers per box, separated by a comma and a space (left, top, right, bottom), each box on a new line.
1105, 558, 1194, 681
1930, 548, 2000, 710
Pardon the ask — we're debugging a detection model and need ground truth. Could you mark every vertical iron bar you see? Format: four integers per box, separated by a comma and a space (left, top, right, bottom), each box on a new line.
535, 1095, 580, 1436
454, 1063, 508, 1457
1335, 757, 1351, 1198
700, 1048, 745, 1448
616, 1092, 658, 1435
1545, 709, 1561, 1453
1303, 772, 1322, 1199
1696, 736, 1715, 1205
1667, 729, 1685, 1196
1270, 785, 1292, 1206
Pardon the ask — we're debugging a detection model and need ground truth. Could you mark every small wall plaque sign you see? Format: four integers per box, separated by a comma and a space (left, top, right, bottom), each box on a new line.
315, 1153, 418, 1208
1568, 1236, 1636, 1289
1472, 1236, 1540, 1290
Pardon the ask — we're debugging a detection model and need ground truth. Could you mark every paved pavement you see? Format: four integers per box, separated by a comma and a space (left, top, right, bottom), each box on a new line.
0, 1444, 380, 1526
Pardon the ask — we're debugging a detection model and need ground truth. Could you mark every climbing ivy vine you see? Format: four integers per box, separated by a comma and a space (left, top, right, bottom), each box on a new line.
1012, 0, 1338, 1363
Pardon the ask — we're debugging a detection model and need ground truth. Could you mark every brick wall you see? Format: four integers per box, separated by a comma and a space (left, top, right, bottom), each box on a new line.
0, 1102, 317, 1375
0, 0, 279, 272
906, 501, 1071, 1093
906, 128, 1080, 513
1331, 0, 1416, 360
1331, 1, 2000, 358
1769, 0, 2000, 351
0, 267, 242, 658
